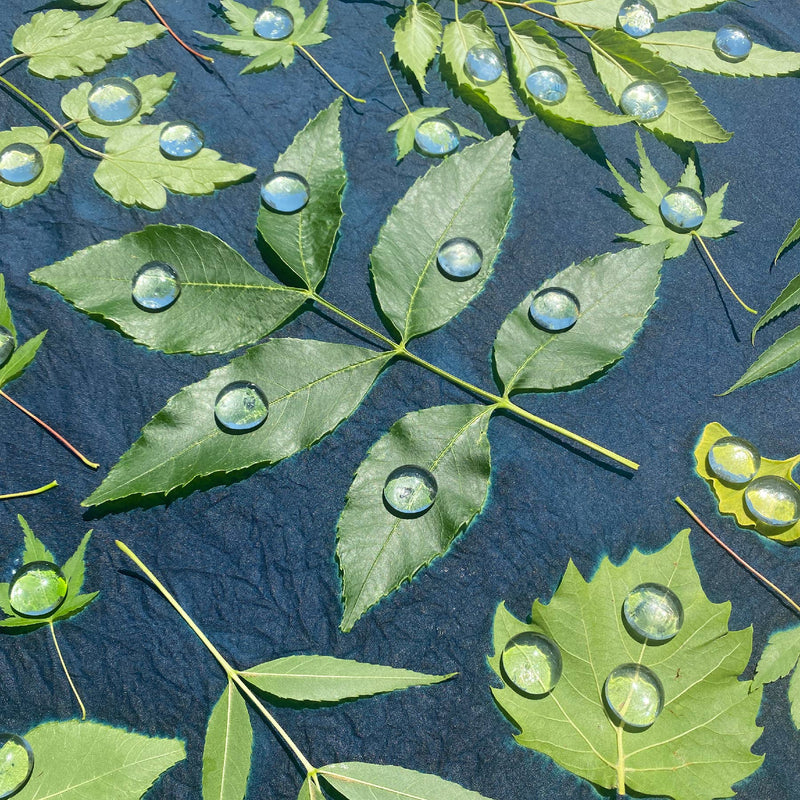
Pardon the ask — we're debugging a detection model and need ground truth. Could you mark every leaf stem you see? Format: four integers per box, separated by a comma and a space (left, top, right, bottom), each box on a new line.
115, 541, 317, 775
692, 233, 757, 315
380, 51, 411, 115
295, 44, 366, 104
49, 619, 86, 719
615, 724, 626, 796
482, 0, 603, 30
675, 497, 800, 616
0, 480, 58, 500
0, 54, 28, 72
0, 389, 99, 469
141, 0, 215, 62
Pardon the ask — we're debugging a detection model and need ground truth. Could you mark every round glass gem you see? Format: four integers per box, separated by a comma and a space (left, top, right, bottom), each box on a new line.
464, 46, 503, 86
617, 0, 657, 38
707, 436, 761, 486
0, 326, 14, 368
436, 238, 483, 280
253, 6, 294, 40
659, 187, 707, 232
0, 143, 44, 186
86, 78, 142, 125
619, 80, 668, 121
9, 561, 68, 618
383, 465, 438, 517
414, 118, 460, 158
623, 583, 684, 642
214, 382, 269, 433
159, 121, 204, 159
131, 262, 181, 312
260, 172, 309, 213
714, 26, 752, 63
744, 476, 800, 528
529, 287, 580, 332
604, 663, 664, 729
525, 66, 568, 105
500, 632, 563, 696
0, 734, 34, 799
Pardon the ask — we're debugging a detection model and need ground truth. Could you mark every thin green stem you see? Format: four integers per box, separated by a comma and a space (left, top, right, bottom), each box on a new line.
615, 724, 626, 795
692, 233, 758, 315
295, 44, 366, 104
49, 620, 86, 720
310, 292, 402, 351
116, 541, 317, 775
0, 479, 58, 500
380, 51, 411, 115
0, 54, 28, 72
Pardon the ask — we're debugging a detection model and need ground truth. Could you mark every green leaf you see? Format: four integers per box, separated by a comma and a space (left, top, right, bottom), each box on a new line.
12, 10, 164, 79
32, 225, 304, 356
0, 275, 14, 337
12, 719, 184, 800
61, 73, 175, 139
55, 592, 100, 621
509, 21, 629, 127
337, 403, 492, 632
752, 273, 800, 341
238, 654, 453, 701
298, 778, 325, 800
493, 244, 663, 394
753, 625, 800, 689
371, 134, 514, 342
387, 108, 483, 161
724, 326, 800, 395
256, 98, 344, 290
555, 0, 725, 28
203, 682, 253, 800
489, 530, 763, 799
54, 530, 98, 622
319, 762, 495, 800
84, 338, 391, 507
590, 29, 730, 144
393, 3, 442, 92
0, 331, 46, 391
639, 31, 800, 77
776, 219, 800, 262
0, 127, 63, 208
89, 0, 136, 20
20, 514, 56, 564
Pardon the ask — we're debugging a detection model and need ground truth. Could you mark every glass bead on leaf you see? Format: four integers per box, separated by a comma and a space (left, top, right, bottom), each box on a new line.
0, 734, 33, 800
86, 78, 142, 125
9, 561, 68, 618
617, 0, 657, 38
744, 476, 800, 529
0, 326, 14, 367
131, 262, 181, 312
436, 238, 482, 280
464, 46, 503, 86
501, 632, 562, 696
604, 663, 663, 729
215, 382, 269, 433
659, 187, 706, 232
620, 81, 668, 121
714, 26, 752, 63
383, 465, 437, 517
529, 288, 580, 332
414, 118, 460, 158
623, 583, 683, 642
253, 6, 294, 40
707, 436, 760, 486
260, 172, 309, 213
0, 144, 43, 186
525, 67, 568, 106
159, 121, 204, 159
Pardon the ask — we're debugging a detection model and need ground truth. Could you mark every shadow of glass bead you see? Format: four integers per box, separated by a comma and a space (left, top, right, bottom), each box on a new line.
0, 326, 14, 368
260, 172, 309, 213
0, 734, 34, 799
529, 287, 580, 332
414, 118, 460, 158
659, 187, 706, 232
501, 632, 563, 696
604, 663, 663, 729
744, 476, 800, 528
254, 6, 294, 39
383, 465, 437, 517
0, 144, 43, 186
215, 382, 269, 433
623, 583, 683, 642
707, 436, 760, 486
131, 262, 181, 312
9, 561, 68, 618
620, 81, 668, 121
464, 46, 503, 86
87, 78, 142, 125
617, 0, 657, 37
525, 66, 568, 105
159, 121, 204, 159
714, 26, 752, 62
437, 238, 482, 280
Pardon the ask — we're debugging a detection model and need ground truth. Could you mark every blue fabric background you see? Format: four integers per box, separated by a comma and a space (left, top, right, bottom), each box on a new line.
1, 0, 800, 797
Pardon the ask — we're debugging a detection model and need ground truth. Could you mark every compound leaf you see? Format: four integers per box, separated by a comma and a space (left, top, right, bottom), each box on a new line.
387, 107, 482, 162
0, 127, 63, 208
724, 327, 800, 395
556, 0, 725, 28
393, 3, 442, 92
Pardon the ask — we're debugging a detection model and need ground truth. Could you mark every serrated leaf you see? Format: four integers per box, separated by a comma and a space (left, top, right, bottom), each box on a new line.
203, 682, 253, 800
84, 339, 391, 507
555, 0, 725, 28
753, 625, 800, 689
693, 421, 800, 543
61, 73, 175, 139
0, 331, 46, 392
32, 225, 304, 355
640, 31, 800, 77
11, 719, 184, 800
337, 403, 492, 632
387, 108, 482, 161
393, 3, 442, 92
20, 514, 56, 564
776, 219, 800, 262
489, 530, 763, 799
12, 10, 163, 79
790, 665, 800, 728
371, 134, 514, 342
89, 0, 136, 20
591, 29, 730, 144
752, 273, 800, 341
54, 591, 99, 621
256, 98, 344, 290
238, 654, 453, 701
493, 244, 663, 394
54, 530, 98, 622
0, 276, 14, 337
0, 127, 63, 208
724, 326, 800, 395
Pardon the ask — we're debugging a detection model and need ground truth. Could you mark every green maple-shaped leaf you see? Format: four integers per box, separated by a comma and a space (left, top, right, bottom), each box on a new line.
386, 107, 482, 162
556, 0, 726, 30
0, 274, 46, 392
753, 624, 800, 729
489, 530, 763, 799
393, 2, 442, 92
0, 127, 64, 209
609, 132, 740, 258
693, 421, 800, 544
12, 10, 164, 79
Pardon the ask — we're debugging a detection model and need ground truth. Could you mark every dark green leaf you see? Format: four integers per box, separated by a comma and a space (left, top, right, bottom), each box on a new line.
724, 325, 800, 394
752, 273, 800, 341
556, 0, 725, 28
0, 331, 46, 391
0, 127, 63, 208
393, 3, 442, 92
776, 219, 800, 262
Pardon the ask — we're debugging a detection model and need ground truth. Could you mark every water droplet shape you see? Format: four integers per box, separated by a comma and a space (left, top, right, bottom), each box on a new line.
464, 46, 503, 86
659, 187, 706, 232
525, 66, 568, 105
617, 0, 657, 37
0, 326, 14, 368
604, 663, 664, 728
383, 465, 438, 517
620, 80, 668, 121
623, 583, 683, 641
0, 143, 44, 186
501, 632, 563, 696
707, 436, 761, 485
437, 238, 483, 280
131, 262, 181, 312
260, 172, 309, 213
529, 287, 580, 332
253, 6, 294, 39
414, 118, 460, 158
744, 476, 800, 528
159, 121, 204, 159
9, 561, 68, 618
0, 734, 33, 799
215, 382, 269, 433
87, 78, 142, 125
714, 26, 752, 62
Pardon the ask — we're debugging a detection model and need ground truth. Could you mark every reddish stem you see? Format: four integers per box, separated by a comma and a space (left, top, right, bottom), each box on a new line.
141, 0, 215, 63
